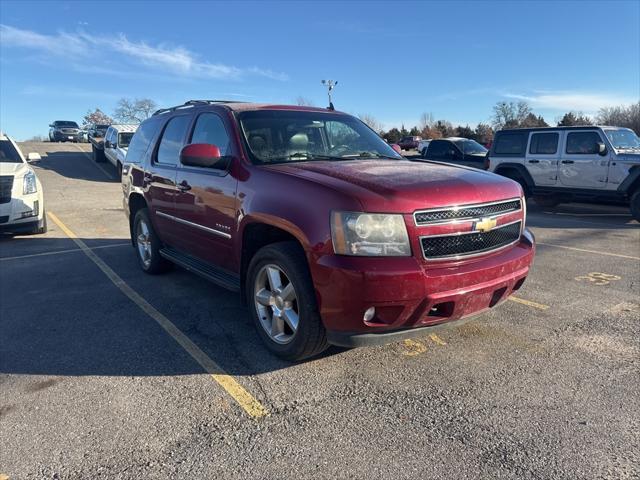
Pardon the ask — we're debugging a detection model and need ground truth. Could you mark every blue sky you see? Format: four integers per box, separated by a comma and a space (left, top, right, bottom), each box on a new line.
1, 0, 638, 140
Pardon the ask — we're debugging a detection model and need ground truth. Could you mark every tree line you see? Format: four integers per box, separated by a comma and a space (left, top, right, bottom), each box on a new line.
361, 100, 640, 146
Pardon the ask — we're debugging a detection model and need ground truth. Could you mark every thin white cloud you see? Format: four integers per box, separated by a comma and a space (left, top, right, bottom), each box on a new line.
504, 91, 635, 112
0, 24, 288, 81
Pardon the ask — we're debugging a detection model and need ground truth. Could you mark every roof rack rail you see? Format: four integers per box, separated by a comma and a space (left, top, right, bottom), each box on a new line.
152, 99, 249, 116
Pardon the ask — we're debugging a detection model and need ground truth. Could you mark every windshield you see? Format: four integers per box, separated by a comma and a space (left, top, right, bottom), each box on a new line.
56, 121, 79, 128
0, 140, 23, 163
118, 132, 134, 148
453, 139, 487, 155
238, 110, 403, 165
604, 129, 640, 150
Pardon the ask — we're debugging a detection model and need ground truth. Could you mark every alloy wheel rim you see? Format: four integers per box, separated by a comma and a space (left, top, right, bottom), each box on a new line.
136, 219, 152, 268
254, 264, 299, 345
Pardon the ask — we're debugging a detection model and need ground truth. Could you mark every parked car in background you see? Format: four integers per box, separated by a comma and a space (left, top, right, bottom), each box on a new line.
417, 139, 431, 156
78, 128, 89, 143
397, 136, 422, 150
122, 100, 535, 361
0, 132, 47, 235
103, 124, 138, 176
49, 120, 81, 143
88, 124, 111, 163
421, 137, 488, 169
488, 126, 640, 219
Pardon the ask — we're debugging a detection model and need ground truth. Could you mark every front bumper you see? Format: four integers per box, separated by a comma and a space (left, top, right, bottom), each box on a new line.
313, 229, 535, 347
0, 192, 44, 234
52, 132, 80, 141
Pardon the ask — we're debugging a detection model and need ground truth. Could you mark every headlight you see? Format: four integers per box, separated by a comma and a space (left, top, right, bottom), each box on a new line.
23, 171, 37, 194
331, 211, 411, 256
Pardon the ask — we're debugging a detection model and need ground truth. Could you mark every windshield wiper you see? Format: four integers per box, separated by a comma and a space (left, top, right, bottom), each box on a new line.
341, 152, 401, 160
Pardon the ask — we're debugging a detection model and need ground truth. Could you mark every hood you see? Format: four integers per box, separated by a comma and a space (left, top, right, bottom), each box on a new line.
0, 161, 28, 176
618, 152, 640, 163
265, 159, 522, 212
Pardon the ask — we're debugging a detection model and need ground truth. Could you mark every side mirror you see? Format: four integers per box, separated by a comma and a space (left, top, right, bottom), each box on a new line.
49, 124, 54, 128
597, 142, 607, 156
180, 143, 228, 170
391, 144, 402, 154
27, 152, 41, 162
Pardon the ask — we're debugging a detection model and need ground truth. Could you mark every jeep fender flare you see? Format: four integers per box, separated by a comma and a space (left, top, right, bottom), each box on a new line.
493, 163, 535, 193
618, 165, 640, 195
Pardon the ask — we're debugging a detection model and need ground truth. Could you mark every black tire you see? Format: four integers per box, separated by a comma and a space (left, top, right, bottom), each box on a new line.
132, 209, 171, 274
630, 190, 640, 222
500, 171, 530, 198
92, 145, 106, 163
117, 161, 123, 178
533, 195, 561, 208
246, 241, 328, 361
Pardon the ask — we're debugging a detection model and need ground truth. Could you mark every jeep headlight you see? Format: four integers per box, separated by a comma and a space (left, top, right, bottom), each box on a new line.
331, 212, 411, 256
23, 171, 37, 194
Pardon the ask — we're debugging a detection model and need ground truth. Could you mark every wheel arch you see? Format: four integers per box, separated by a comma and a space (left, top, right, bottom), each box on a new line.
494, 162, 535, 196
128, 192, 147, 245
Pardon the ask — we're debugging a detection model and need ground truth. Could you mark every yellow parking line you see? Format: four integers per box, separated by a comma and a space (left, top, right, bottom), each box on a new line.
508, 296, 549, 310
402, 339, 427, 356
0, 243, 130, 262
537, 242, 640, 261
72, 144, 116, 180
47, 211, 268, 419
429, 334, 447, 346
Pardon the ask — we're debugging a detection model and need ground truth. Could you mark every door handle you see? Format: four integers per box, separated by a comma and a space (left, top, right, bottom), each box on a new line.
528, 159, 540, 164
177, 181, 191, 192
561, 160, 574, 164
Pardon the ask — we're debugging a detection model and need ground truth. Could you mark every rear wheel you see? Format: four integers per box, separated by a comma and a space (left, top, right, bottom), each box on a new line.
133, 209, 171, 274
247, 241, 328, 361
630, 190, 640, 222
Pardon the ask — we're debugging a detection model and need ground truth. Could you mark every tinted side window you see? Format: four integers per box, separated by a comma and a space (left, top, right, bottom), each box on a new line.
127, 119, 161, 163
494, 132, 527, 156
190, 113, 231, 155
566, 131, 601, 154
427, 140, 449, 158
529, 133, 559, 155
156, 116, 191, 166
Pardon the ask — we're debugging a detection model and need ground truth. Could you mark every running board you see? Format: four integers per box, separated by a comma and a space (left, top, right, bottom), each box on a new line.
160, 247, 241, 291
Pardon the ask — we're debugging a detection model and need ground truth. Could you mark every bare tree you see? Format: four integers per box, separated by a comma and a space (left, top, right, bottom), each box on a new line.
419, 112, 434, 131
492, 101, 533, 129
82, 108, 113, 128
295, 96, 315, 107
113, 98, 158, 124
597, 102, 640, 134
358, 113, 384, 134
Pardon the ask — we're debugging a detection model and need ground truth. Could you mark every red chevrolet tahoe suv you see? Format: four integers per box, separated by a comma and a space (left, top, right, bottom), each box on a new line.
122, 100, 535, 360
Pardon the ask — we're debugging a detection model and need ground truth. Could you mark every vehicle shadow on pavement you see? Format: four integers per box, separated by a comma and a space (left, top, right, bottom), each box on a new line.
526, 201, 638, 230
29, 151, 119, 183
0, 235, 348, 380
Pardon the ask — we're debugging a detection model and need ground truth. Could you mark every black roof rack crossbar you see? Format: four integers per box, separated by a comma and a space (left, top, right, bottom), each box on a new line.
153, 99, 249, 116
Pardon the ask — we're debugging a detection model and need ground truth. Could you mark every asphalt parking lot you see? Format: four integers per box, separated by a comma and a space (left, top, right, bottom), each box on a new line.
1, 143, 639, 480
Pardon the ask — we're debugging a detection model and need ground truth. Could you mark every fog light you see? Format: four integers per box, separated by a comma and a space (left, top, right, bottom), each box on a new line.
363, 306, 376, 322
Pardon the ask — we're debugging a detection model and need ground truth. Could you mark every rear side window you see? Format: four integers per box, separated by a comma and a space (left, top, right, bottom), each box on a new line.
493, 132, 527, 156
0, 140, 23, 163
156, 116, 191, 166
190, 113, 231, 155
566, 131, 602, 154
529, 133, 559, 155
127, 118, 161, 163
427, 140, 449, 158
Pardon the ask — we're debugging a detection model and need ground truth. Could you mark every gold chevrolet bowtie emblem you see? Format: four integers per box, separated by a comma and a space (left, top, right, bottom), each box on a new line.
474, 217, 497, 233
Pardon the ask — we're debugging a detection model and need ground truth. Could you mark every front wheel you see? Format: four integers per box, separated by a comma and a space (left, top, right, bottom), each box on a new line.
247, 242, 328, 361
630, 190, 640, 222
133, 209, 171, 274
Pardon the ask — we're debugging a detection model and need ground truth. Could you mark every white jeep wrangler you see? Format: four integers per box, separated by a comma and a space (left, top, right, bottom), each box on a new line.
487, 126, 640, 220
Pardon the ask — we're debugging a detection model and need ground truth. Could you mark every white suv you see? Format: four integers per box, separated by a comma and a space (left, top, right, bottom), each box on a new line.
0, 133, 47, 235
103, 124, 138, 176
487, 126, 640, 220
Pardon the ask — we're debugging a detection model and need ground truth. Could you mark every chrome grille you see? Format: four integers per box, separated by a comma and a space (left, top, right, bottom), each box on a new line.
421, 221, 522, 260
0, 175, 14, 204
414, 199, 521, 225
